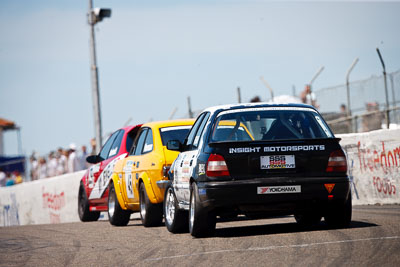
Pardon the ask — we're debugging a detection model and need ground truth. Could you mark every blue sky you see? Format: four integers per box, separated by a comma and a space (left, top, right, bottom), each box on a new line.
1, 0, 400, 156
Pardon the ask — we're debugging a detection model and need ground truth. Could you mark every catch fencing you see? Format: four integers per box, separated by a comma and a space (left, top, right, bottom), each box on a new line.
316, 70, 400, 134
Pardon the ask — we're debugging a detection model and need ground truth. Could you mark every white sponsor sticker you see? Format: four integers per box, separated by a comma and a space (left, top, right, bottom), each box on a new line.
160, 126, 192, 132
257, 185, 301, 194
125, 172, 134, 199
124, 160, 134, 172
88, 164, 100, 188
198, 164, 205, 175
260, 155, 295, 169
143, 144, 153, 153
109, 147, 118, 157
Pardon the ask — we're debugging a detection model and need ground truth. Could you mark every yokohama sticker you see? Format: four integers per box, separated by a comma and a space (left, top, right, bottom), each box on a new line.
257, 185, 301, 194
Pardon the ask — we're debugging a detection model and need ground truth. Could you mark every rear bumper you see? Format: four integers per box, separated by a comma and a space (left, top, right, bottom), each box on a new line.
196, 177, 350, 216
156, 180, 171, 189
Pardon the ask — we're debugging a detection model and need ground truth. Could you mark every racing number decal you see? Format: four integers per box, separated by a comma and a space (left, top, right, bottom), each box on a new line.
89, 153, 128, 200
126, 173, 134, 199
124, 160, 134, 199
88, 164, 100, 188
102, 163, 115, 188
175, 151, 197, 202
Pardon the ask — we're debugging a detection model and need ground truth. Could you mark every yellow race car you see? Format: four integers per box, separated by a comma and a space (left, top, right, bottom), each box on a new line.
108, 119, 194, 226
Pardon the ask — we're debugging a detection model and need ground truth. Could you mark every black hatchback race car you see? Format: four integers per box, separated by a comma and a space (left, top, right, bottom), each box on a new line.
164, 103, 351, 237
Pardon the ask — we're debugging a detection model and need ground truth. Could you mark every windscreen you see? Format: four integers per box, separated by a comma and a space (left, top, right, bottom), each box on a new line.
160, 126, 192, 146
211, 107, 333, 142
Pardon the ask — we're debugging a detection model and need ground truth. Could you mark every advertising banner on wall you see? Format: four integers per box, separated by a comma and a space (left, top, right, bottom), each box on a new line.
339, 128, 400, 205
0, 171, 84, 227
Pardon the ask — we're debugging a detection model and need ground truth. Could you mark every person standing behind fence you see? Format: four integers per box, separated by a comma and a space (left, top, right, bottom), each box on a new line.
68, 143, 80, 173
0, 168, 6, 187
56, 148, 67, 175
340, 104, 347, 115
362, 102, 383, 132
90, 138, 97, 156
47, 151, 57, 178
38, 157, 47, 179
78, 145, 89, 170
30, 154, 39, 181
13, 171, 23, 184
5, 173, 14, 186
62, 148, 69, 174
300, 85, 319, 109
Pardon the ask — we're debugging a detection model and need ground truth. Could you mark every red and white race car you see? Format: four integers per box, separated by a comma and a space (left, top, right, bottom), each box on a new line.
78, 124, 142, 221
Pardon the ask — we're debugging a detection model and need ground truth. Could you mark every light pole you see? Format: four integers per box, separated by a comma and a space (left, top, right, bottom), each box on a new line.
376, 48, 390, 129
305, 66, 324, 108
309, 66, 324, 92
260, 76, 274, 102
88, 0, 111, 153
187, 96, 194, 118
346, 58, 359, 118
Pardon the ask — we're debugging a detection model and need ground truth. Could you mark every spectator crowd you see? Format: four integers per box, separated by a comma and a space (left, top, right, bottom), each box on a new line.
0, 139, 97, 187
29, 141, 96, 181
0, 168, 23, 187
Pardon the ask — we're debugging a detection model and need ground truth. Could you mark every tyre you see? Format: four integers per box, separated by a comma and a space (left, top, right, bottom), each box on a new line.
324, 194, 352, 228
139, 182, 163, 227
108, 183, 131, 226
294, 212, 322, 228
78, 184, 100, 222
189, 183, 216, 238
164, 185, 188, 233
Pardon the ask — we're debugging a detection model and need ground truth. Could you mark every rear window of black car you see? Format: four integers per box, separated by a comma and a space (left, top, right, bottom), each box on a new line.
160, 126, 192, 146
211, 107, 333, 142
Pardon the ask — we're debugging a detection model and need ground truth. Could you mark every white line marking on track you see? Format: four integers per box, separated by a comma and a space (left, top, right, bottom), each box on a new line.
144, 236, 400, 262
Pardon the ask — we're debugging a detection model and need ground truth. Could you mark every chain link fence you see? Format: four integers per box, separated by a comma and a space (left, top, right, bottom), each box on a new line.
316, 70, 400, 134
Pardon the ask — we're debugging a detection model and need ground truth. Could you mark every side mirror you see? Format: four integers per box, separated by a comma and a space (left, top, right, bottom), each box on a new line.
86, 155, 104, 164
167, 140, 183, 152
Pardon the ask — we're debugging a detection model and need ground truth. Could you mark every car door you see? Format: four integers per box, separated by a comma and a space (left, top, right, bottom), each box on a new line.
89, 130, 126, 201
122, 128, 150, 205
134, 127, 159, 201
174, 113, 210, 203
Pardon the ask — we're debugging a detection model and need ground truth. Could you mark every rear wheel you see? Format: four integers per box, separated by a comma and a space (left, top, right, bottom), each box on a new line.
325, 195, 352, 228
108, 183, 131, 226
164, 185, 188, 233
139, 182, 163, 227
189, 183, 216, 238
78, 184, 100, 222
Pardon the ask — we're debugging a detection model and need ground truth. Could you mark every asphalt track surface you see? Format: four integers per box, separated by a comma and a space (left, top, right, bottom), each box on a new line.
1, 205, 399, 267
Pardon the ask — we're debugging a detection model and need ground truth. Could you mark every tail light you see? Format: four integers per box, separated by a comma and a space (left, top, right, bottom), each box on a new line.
163, 165, 171, 178
206, 154, 230, 177
326, 150, 347, 173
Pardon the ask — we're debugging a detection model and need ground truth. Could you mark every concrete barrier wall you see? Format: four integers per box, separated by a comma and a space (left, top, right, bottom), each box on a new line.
338, 128, 400, 205
0, 171, 84, 227
0, 129, 399, 227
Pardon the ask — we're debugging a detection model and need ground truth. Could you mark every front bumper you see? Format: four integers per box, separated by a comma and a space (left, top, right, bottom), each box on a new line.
196, 176, 350, 216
